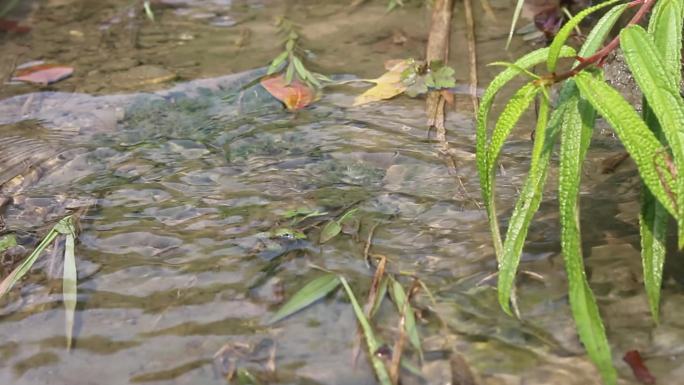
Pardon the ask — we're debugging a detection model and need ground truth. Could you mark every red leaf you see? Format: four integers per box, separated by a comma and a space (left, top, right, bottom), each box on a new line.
260, 74, 316, 110
12, 63, 73, 85
0, 19, 30, 33
623, 350, 656, 385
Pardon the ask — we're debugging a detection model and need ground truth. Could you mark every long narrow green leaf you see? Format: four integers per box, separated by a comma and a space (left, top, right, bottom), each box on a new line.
639, 98, 669, 322
268, 274, 340, 324
497, 91, 550, 314
640, 188, 668, 322
480, 82, 539, 262
645, 0, 683, 253
621, 25, 684, 247
477, 47, 575, 258
63, 230, 77, 350
340, 276, 392, 385
388, 277, 422, 362
575, 4, 629, 60
557, 82, 616, 385
648, 0, 683, 86
505, 0, 526, 49
575, 72, 676, 217
547, 0, 623, 72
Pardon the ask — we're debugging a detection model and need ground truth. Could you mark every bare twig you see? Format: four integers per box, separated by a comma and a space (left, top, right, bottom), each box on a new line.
463, 0, 479, 117
364, 222, 381, 268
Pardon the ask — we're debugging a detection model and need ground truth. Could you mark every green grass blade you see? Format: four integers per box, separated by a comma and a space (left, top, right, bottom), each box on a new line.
388, 277, 422, 362
268, 274, 340, 324
143, 1, 155, 22
575, 72, 676, 216
370, 277, 388, 318
576, 3, 629, 59
505, 0, 526, 49
63, 230, 77, 350
0, 226, 60, 297
547, 0, 623, 72
497, 91, 551, 314
557, 82, 616, 385
621, 25, 684, 246
340, 276, 392, 385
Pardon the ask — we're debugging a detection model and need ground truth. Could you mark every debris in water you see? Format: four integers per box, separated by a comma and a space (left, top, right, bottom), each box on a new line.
623, 350, 656, 385
260, 74, 316, 110
12, 62, 73, 85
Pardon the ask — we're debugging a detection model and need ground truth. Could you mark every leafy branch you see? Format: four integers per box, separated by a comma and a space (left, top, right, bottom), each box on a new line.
266, 17, 331, 89
478, 0, 683, 383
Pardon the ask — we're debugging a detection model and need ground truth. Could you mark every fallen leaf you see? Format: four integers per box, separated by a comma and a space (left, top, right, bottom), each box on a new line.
12, 63, 73, 85
260, 74, 316, 110
623, 350, 656, 385
353, 60, 410, 106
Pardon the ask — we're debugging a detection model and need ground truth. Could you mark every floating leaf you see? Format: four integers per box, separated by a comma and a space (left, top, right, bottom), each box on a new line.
260, 74, 316, 110
353, 60, 410, 106
319, 220, 342, 244
268, 274, 340, 324
12, 63, 73, 85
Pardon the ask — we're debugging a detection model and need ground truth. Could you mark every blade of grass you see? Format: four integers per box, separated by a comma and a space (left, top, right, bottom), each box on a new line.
388, 276, 422, 362
268, 274, 340, 324
0, 221, 63, 297
56, 217, 77, 350
505, 0, 525, 49
340, 276, 392, 385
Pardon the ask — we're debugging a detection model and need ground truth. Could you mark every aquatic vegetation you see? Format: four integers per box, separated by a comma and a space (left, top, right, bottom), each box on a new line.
478, 0, 683, 383
269, 263, 423, 385
0, 215, 78, 349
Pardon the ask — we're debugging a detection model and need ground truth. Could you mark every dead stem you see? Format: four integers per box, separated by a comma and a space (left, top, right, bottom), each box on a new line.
364, 222, 381, 268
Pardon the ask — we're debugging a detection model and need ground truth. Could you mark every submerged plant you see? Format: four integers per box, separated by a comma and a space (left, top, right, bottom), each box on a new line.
478, 0, 683, 383
0, 215, 79, 349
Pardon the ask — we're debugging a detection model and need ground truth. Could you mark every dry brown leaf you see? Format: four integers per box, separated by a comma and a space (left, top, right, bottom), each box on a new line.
352, 60, 410, 107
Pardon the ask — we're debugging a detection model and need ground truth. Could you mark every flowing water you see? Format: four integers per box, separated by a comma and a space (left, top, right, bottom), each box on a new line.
1, 1, 684, 384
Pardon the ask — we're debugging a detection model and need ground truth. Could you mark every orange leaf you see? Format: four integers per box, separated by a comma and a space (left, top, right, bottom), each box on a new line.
260, 74, 316, 110
13, 63, 73, 85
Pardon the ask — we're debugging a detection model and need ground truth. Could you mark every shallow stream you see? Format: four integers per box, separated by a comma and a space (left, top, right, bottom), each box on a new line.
1, 1, 684, 384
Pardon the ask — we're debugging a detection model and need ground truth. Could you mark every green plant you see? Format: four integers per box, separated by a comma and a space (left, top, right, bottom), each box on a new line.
266, 17, 331, 89
0, 215, 79, 349
477, 0, 683, 383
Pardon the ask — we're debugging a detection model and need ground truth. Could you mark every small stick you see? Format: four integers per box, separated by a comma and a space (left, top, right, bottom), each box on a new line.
363, 222, 380, 268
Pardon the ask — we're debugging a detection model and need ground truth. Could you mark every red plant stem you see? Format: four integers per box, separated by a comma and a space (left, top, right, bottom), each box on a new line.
551, 0, 657, 83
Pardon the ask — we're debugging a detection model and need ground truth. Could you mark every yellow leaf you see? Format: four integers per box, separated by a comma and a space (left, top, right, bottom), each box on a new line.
353, 60, 410, 106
